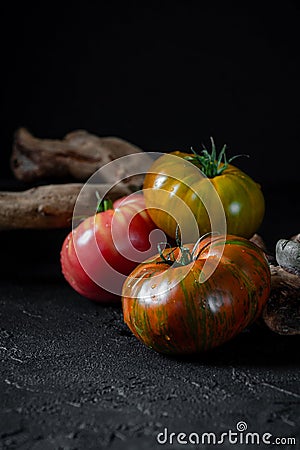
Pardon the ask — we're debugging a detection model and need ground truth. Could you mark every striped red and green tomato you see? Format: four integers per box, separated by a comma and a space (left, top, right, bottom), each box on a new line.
122, 235, 271, 354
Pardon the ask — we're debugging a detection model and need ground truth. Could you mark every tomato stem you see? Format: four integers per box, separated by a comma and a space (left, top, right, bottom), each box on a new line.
96, 196, 114, 213
157, 244, 193, 267
184, 137, 249, 178
156, 231, 220, 267
175, 225, 182, 248
156, 243, 179, 266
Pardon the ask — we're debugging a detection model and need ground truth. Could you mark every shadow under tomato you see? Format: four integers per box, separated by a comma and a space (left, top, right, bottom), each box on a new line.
162, 325, 299, 368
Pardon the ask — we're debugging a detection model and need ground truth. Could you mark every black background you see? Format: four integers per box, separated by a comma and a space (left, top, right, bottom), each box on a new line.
1, 3, 300, 449
1, 1, 300, 254
1, 2, 300, 184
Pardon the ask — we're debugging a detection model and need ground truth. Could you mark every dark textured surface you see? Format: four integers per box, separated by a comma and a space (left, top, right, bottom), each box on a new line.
0, 278, 299, 450
0, 183, 299, 450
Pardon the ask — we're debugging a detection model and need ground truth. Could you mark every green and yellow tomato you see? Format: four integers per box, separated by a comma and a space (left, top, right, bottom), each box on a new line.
143, 141, 265, 239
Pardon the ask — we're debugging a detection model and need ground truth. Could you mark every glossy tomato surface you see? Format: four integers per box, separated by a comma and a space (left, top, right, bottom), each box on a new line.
61, 193, 159, 302
122, 235, 271, 354
143, 151, 265, 239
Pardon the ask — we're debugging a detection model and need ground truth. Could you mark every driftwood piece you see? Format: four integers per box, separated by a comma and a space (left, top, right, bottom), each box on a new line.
249, 234, 300, 335
11, 128, 146, 183
249, 233, 276, 264
263, 265, 300, 335
291, 233, 300, 243
0, 184, 128, 230
250, 233, 268, 253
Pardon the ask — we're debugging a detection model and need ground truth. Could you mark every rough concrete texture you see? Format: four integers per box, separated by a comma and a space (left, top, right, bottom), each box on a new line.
1, 182, 300, 449
1, 275, 299, 450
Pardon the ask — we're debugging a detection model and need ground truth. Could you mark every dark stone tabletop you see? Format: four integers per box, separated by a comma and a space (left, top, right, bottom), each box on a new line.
0, 183, 299, 450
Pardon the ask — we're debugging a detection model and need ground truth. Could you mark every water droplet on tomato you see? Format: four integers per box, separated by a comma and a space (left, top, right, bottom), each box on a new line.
165, 335, 171, 341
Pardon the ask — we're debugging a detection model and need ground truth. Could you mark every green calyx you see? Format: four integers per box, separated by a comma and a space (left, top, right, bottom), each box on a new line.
157, 243, 193, 268
156, 227, 217, 268
184, 137, 248, 178
96, 197, 114, 213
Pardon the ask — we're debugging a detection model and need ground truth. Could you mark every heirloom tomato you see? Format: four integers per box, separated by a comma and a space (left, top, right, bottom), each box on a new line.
143, 140, 265, 239
122, 234, 271, 354
61, 193, 159, 302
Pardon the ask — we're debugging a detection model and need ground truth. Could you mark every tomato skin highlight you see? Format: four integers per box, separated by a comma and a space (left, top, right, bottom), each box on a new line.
122, 235, 271, 354
60, 193, 158, 302
143, 151, 265, 239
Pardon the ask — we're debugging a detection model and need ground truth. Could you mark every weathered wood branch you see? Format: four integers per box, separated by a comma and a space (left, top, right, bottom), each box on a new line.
0, 183, 128, 230
250, 234, 300, 335
263, 265, 300, 335
249, 233, 276, 264
11, 128, 146, 183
